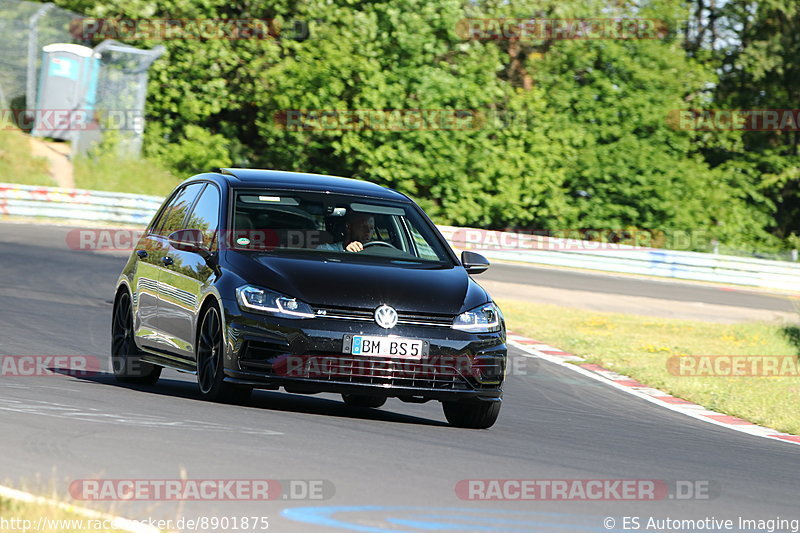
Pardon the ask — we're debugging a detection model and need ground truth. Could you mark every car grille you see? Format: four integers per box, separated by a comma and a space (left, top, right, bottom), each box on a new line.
274, 355, 474, 390
313, 305, 453, 328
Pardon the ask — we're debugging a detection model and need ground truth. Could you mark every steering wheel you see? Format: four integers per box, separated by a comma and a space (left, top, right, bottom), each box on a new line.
362, 240, 397, 249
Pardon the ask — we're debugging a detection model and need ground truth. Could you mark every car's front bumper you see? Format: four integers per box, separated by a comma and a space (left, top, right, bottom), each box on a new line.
220, 298, 506, 402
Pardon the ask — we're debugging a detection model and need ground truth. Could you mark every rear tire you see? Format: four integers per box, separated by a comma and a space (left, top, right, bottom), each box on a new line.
342, 394, 387, 409
111, 291, 161, 385
196, 304, 252, 403
442, 399, 501, 429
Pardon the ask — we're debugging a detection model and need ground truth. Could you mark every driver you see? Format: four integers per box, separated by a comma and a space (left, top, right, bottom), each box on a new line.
317, 212, 375, 252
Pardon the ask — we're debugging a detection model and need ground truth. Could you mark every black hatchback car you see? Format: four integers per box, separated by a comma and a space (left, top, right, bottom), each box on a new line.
113, 169, 506, 428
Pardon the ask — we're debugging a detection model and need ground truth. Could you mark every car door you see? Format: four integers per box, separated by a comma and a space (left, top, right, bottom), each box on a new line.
157, 183, 221, 361
134, 182, 205, 356
132, 185, 197, 351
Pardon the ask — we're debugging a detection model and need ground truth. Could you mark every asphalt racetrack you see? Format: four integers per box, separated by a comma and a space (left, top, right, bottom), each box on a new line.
0, 222, 798, 532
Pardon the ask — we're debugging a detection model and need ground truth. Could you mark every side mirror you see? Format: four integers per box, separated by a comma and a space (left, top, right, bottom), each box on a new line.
461, 250, 490, 274
168, 229, 209, 258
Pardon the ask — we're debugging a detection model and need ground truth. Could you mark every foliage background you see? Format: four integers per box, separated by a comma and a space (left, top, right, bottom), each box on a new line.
44, 0, 800, 255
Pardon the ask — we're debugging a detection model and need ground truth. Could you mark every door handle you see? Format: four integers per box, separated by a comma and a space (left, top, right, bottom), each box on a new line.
136, 250, 148, 259
162, 256, 174, 266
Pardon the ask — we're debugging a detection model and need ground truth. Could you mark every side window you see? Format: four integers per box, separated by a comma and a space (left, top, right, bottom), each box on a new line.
149, 190, 182, 235
407, 222, 439, 260
153, 183, 205, 237
185, 184, 221, 250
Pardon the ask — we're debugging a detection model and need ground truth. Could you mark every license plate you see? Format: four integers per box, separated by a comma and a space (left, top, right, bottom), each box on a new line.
344, 335, 428, 359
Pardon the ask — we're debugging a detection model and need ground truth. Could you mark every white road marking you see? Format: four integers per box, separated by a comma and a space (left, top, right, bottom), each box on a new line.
0, 397, 283, 436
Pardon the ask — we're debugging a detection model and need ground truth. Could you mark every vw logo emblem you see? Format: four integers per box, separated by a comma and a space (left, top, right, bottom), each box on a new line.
374, 305, 398, 329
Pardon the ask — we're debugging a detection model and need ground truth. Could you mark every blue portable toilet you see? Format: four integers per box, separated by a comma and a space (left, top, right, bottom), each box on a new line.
32, 43, 100, 140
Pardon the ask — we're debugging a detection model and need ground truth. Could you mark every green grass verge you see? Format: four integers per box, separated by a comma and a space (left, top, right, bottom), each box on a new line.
0, 496, 131, 532
73, 152, 180, 197
497, 298, 800, 435
0, 130, 55, 187
0, 128, 179, 196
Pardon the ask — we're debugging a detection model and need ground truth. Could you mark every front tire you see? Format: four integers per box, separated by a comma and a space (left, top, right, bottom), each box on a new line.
342, 394, 387, 408
111, 291, 161, 385
442, 399, 501, 429
196, 304, 252, 403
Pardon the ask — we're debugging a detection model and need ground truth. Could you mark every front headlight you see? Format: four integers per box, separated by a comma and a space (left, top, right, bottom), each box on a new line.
236, 285, 315, 318
452, 302, 501, 333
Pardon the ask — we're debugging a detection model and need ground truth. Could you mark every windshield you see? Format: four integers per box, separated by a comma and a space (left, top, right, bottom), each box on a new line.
228, 189, 453, 265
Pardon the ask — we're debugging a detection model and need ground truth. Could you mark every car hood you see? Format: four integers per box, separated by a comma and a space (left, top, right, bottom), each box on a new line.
227, 252, 489, 315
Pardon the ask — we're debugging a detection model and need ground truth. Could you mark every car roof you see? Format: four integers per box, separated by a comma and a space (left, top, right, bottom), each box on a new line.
198, 168, 410, 202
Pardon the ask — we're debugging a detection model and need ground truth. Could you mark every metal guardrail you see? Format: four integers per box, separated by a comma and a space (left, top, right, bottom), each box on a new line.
0, 183, 162, 225
439, 226, 800, 293
1, 182, 797, 292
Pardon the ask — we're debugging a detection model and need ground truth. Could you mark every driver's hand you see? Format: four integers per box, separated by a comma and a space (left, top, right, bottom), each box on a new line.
345, 241, 364, 252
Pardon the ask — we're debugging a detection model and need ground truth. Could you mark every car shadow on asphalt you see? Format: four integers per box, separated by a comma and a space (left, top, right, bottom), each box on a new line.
59, 369, 450, 427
